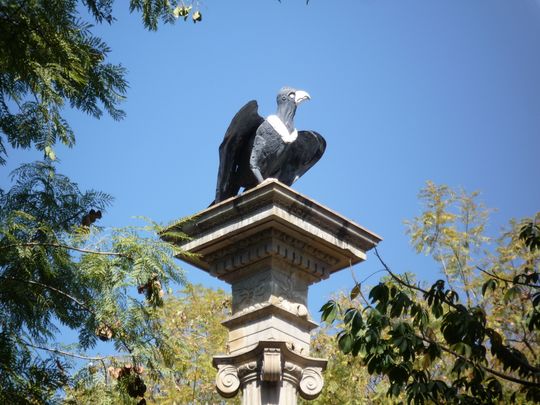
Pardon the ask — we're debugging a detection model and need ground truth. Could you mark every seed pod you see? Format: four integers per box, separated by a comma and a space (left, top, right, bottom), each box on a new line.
95, 324, 113, 341
88, 363, 98, 374
108, 366, 121, 379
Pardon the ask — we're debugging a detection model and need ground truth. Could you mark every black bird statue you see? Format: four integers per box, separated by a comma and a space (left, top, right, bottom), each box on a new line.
214, 87, 326, 204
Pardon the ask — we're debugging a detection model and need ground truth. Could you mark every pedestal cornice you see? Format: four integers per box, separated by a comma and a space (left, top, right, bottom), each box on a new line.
161, 179, 382, 279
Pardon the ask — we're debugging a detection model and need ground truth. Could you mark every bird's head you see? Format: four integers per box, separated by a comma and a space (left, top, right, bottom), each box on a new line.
276, 87, 311, 107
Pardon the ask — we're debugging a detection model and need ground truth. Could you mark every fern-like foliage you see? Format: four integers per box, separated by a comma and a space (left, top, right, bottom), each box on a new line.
0, 1, 128, 164
0, 0, 202, 165
0, 162, 186, 402
0, 330, 69, 404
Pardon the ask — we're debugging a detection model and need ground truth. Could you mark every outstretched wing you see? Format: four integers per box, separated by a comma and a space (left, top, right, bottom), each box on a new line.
215, 100, 264, 203
278, 130, 326, 185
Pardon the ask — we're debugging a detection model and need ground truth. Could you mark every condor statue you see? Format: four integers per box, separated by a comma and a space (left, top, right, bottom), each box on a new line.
214, 87, 326, 204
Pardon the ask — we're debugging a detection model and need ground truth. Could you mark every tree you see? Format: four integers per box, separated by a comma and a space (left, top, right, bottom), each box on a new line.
0, 161, 190, 403
65, 285, 235, 404
0, 0, 202, 165
321, 182, 540, 404
0, 1, 204, 402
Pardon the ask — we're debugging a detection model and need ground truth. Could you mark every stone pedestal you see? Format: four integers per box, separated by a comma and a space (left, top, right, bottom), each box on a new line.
162, 179, 381, 404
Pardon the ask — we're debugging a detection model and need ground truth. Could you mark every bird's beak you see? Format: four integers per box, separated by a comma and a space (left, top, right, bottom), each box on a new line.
294, 90, 311, 105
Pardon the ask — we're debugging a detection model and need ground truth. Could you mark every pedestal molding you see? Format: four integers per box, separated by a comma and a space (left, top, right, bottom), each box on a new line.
177, 180, 381, 248
223, 303, 318, 331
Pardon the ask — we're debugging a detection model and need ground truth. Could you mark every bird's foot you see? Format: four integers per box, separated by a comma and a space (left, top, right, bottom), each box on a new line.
260, 177, 279, 185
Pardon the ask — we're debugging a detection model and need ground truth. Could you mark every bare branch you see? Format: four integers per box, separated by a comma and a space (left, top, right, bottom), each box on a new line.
374, 247, 465, 312
21, 340, 107, 361
1, 241, 130, 258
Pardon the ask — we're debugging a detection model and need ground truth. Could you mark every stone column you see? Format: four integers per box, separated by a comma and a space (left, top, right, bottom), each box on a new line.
162, 179, 381, 404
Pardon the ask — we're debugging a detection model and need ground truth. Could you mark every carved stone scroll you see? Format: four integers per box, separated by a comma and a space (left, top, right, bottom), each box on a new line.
215, 364, 240, 398
299, 367, 324, 400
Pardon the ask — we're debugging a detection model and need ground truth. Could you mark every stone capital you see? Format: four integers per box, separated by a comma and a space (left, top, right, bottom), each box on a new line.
213, 341, 327, 404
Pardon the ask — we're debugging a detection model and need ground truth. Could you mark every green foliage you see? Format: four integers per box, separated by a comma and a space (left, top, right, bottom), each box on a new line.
0, 1, 207, 402
520, 214, 540, 252
0, 161, 185, 402
0, 330, 69, 404
305, 294, 393, 405
322, 183, 540, 404
0, 0, 202, 165
0, 0, 210, 401
0, 1, 126, 164
406, 181, 490, 306
145, 285, 237, 404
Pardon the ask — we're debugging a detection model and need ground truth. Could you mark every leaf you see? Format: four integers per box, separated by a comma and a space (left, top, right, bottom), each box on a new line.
369, 283, 389, 307
533, 292, 540, 308
351, 338, 365, 357
528, 309, 540, 332
389, 291, 411, 318
452, 342, 472, 359
481, 279, 498, 297
426, 342, 441, 361
503, 286, 521, 303
388, 364, 410, 384
338, 332, 354, 354
344, 308, 363, 335
431, 302, 443, 318
519, 220, 540, 251
411, 304, 429, 327
350, 283, 360, 300
320, 300, 339, 324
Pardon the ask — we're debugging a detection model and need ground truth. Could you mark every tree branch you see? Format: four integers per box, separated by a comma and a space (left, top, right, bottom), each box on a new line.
418, 334, 539, 388
1, 241, 130, 258
374, 249, 540, 381
0, 275, 135, 354
0, 275, 94, 313
476, 266, 539, 289
374, 247, 462, 311
21, 339, 107, 361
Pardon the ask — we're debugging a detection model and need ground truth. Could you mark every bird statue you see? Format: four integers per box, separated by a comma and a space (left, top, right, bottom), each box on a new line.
214, 87, 326, 204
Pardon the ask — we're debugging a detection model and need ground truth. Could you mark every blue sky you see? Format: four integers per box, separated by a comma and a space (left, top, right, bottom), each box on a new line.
3, 0, 540, 331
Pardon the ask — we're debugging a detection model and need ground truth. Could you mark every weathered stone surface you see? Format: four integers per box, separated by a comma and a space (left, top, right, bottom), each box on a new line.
224, 303, 316, 355
162, 179, 381, 404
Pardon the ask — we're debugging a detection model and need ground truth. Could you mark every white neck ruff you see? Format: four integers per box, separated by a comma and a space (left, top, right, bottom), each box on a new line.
267, 115, 298, 143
